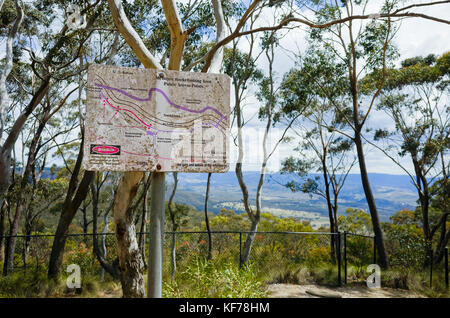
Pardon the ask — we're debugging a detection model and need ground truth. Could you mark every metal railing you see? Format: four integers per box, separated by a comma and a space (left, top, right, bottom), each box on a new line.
1, 231, 448, 290
342, 231, 376, 285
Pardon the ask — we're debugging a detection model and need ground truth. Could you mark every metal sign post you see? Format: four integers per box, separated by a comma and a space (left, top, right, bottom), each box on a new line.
148, 171, 165, 298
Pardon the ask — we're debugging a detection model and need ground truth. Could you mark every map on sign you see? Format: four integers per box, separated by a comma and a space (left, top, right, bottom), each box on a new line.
83, 64, 230, 172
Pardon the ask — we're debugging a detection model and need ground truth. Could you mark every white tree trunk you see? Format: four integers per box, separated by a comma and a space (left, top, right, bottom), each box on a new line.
208, 0, 227, 73
113, 171, 145, 297
0, 0, 23, 140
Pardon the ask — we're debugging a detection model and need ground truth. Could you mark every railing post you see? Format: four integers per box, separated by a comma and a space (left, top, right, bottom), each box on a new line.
429, 246, 433, 288
23, 237, 26, 272
337, 231, 341, 287
239, 232, 242, 269
373, 235, 377, 265
344, 231, 347, 284
445, 247, 449, 289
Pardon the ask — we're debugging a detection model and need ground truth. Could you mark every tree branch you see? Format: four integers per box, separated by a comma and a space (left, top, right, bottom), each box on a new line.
107, 0, 163, 69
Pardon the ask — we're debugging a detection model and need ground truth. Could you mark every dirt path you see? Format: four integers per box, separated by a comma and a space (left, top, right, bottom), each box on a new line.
267, 284, 423, 298
71, 283, 422, 298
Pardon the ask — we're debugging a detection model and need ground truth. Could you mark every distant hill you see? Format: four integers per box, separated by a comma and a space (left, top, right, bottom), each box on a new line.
37, 167, 419, 228
168, 172, 418, 226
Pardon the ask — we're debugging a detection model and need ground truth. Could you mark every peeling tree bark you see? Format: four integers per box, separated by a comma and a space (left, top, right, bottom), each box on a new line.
113, 171, 145, 297
167, 172, 178, 279
106, 0, 162, 70
161, 0, 187, 70
208, 0, 226, 74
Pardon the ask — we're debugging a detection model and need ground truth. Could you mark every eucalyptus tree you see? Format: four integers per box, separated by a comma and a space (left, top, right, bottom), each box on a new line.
304, 0, 450, 269
3, 79, 79, 274
223, 29, 264, 265
166, 174, 190, 278
0, 0, 109, 275
90, 171, 122, 279
0, 0, 103, 210
47, 27, 128, 279
0, 0, 23, 143
279, 46, 356, 261
298, 0, 401, 268
45, 1, 135, 279
363, 53, 449, 264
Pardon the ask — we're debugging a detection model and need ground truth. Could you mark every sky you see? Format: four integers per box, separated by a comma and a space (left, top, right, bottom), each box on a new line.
230, 0, 450, 175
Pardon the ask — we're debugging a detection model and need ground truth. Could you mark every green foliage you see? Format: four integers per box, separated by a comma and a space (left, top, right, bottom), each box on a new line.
165, 201, 190, 231
0, 268, 117, 298
389, 209, 417, 225
259, 212, 314, 232
401, 54, 436, 68
0, 270, 51, 297
163, 257, 268, 298
279, 46, 348, 117
338, 208, 373, 234
346, 235, 373, 274
373, 128, 391, 141
64, 241, 99, 275
223, 47, 264, 85
383, 222, 427, 270
382, 269, 450, 297
359, 19, 399, 71
209, 209, 315, 233
209, 208, 249, 231
265, 264, 310, 285
307, 264, 341, 286
363, 52, 449, 91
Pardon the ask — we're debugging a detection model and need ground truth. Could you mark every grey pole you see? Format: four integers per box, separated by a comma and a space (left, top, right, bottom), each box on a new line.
343, 231, 347, 284
337, 232, 341, 286
148, 171, 165, 298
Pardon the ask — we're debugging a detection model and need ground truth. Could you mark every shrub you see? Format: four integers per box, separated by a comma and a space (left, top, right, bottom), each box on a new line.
162, 257, 268, 298
306, 246, 330, 267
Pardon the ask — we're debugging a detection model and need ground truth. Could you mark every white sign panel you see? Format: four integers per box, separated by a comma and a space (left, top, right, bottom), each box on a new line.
83, 64, 230, 172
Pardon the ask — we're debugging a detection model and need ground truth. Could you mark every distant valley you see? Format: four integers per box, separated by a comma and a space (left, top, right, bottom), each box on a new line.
167, 172, 418, 229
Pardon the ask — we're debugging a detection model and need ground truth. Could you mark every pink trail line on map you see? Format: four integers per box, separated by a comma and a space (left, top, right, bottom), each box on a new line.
101, 93, 225, 135
104, 97, 152, 128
